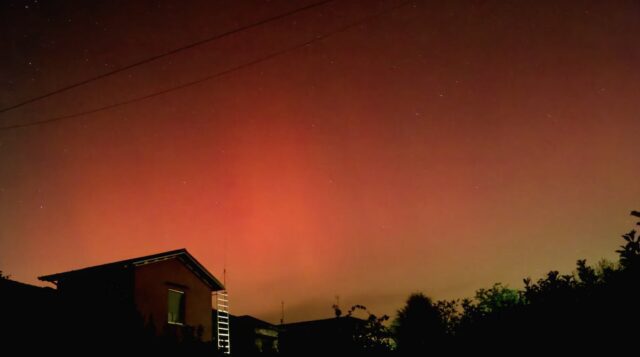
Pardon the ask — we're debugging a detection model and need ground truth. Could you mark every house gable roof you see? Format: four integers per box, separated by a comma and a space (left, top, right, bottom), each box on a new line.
38, 248, 224, 291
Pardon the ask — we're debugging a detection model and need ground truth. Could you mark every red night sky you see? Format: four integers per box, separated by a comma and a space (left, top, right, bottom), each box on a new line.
1, 0, 639, 323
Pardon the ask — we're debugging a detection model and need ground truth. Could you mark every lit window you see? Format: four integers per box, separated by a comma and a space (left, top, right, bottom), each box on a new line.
168, 289, 185, 324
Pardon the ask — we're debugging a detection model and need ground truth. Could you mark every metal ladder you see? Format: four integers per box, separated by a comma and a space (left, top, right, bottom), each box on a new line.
216, 290, 231, 354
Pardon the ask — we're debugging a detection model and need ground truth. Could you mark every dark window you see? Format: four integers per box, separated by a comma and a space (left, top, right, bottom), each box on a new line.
168, 289, 185, 324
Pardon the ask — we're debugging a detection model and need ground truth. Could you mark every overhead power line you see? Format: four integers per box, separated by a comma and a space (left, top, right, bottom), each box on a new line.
0, 0, 335, 114
0, 1, 413, 131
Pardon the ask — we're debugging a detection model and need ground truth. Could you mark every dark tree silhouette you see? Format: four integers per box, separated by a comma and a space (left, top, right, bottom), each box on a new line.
393, 210, 640, 353
616, 229, 640, 269
393, 293, 446, 354
344, 305, 392, 353
434, 299, 461, 336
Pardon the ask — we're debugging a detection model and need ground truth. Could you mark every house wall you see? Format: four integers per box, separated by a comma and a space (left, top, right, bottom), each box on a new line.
134, 258, 213, 341
55, 267, 135, 305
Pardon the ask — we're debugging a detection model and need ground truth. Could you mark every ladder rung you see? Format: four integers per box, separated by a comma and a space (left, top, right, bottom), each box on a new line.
216, 291, 230, 354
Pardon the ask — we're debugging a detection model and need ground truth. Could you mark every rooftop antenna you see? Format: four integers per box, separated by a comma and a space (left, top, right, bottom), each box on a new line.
280, 301, 285, 325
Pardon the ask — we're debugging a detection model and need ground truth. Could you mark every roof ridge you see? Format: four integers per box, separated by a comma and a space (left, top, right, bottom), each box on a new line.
38, 248, 187, 281
38, 248, 224, 291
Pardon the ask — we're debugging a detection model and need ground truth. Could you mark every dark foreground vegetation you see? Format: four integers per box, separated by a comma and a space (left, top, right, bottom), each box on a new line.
282, 210, 640, 355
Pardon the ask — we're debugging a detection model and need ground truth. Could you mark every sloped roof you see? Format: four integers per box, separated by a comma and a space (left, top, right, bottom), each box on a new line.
1, 278, 56, 296
282, 316, 364, 329
38, 248, 224, 291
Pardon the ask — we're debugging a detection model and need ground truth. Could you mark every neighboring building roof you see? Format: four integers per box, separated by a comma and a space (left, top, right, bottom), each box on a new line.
282, 315, 364, 328
212, 311, 280, 333
38, 248, 224, 291
235, 314, 278, 327
1, 278, 55, 296
235, 315, 281, 336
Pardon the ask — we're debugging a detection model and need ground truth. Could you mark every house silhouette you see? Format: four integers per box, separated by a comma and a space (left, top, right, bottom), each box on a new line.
39, 249, 225, 343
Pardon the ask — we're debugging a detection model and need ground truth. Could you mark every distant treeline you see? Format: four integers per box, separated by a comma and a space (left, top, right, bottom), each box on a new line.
303, 211, 640, 355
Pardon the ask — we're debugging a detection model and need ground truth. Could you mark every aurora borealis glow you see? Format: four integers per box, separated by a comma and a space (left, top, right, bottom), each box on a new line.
1, 0, 639, 323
